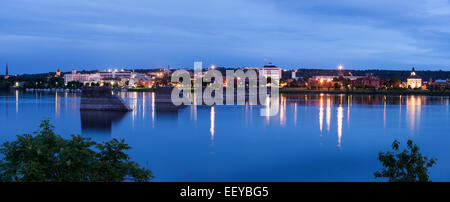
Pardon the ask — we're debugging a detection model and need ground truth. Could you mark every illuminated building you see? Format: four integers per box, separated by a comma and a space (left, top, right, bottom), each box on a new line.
55, 68, 61, 77
259, 63, 282, 84
312, 75, 364, 81
407, 67, 422, 89
98, 69, 132, 80
64, 70, 92, 83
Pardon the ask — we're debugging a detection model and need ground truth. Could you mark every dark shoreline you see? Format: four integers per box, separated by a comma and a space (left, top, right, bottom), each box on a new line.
125, 88, 155, 92
280, 88, 450, 96
1, 88, 449, 96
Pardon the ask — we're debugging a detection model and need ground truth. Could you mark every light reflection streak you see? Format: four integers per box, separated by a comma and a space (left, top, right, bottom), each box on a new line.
35, 91, 38, 112
305, 95, 308, 107
326, 96, 331, 131
280, 95, 286, 126
245, 101, 248, 123
245, 101, 253, 124
64, 92, 68, 112
15, 90, 18, 113
319, 95, 324, 133
210, 106, 215, 145
337, 105, 343, 147
55, 91, 60, 119
447, 99, 449, 117
265, 96, 270, 123
131, 92, 138, 122
399, 95, 402, 124
152, 92, 155, 127
294, 102, 297, 126
142, 92, 145, 120
191, 92, 197, 121
347, 95, 351, 126
406, 96, 422, 131
383, 96, 386, 128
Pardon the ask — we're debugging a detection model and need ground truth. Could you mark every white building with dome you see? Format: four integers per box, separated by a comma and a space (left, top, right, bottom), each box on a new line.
407, 67, 422, 88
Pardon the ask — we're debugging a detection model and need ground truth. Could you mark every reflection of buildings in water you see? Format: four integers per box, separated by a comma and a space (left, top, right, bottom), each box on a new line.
210, 106, 215, 145
319, 95, 324, 133
280, 95, 286, 126
264, 96, 270, 123
55, 92, 61, 119
80, 110, 127, 135
245, 101, 248, 124
304, 95, 308, 114
337, 105, 343, 147
347, 95, 351, 126
326, 96, 331, 131
294, 102, 297, 126
279, 93, 447, 137
142, 92, 145, 120
130, 92, 138, 122
15, 90, 19, 113
447, 98, 449, 117
399, 95, 402, 123
249, 104, 253, 123
406, 96, 422, 131
190, 92, 198, 121
244, 101, 254, 124
152, 92, 155, 127
64, 92, 68, 112
282, 93, 447, 107
71, 93, 78, 111
383, 96, 387, 128
261, 94, 280, 125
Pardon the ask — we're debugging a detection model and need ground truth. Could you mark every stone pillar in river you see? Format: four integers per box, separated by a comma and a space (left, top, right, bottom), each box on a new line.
80, 86, 131, 111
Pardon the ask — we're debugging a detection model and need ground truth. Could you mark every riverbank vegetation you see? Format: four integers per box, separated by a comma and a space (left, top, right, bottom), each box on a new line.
280, 87, 450, 96
126, 87, 155, 92
0, 120, 153, 182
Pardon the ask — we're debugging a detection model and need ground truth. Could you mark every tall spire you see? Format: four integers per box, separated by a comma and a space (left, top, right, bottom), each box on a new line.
411, 67, 416, 76
4, 63, 9, 79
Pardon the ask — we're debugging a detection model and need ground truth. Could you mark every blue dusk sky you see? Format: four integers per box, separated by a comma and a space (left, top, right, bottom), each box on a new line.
1, 0, 450, 74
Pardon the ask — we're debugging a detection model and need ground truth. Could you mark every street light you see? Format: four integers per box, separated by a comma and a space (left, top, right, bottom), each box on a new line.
338, 65, 343, 70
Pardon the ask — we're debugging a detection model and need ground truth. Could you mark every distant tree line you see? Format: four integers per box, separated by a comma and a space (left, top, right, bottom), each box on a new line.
0, 75, 81, 90
294, 69, 450, 81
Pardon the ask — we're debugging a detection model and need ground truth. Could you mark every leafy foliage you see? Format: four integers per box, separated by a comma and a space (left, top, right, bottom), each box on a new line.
382, 78, 403, 89
66, 81, 84, 89
0, 80, 11, 90
374, 140, 436, 182
0, 120, 153, 182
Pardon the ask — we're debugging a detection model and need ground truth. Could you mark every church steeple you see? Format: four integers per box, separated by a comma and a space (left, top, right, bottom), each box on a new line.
411, 67, 416, 76
4, 63, 9, 79
55, 68, 61, 77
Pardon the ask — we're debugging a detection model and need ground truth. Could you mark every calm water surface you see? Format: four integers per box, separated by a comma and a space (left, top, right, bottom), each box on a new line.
0, 90, 449, 181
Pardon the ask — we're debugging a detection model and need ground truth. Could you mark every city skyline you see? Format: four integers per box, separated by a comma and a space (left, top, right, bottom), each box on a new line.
3, 62, 450, 76
2, 0, 450, 73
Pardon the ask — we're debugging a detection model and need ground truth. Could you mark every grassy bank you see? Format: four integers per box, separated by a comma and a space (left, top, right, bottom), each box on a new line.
126, 87, 155, 92
280, 88, 450, 96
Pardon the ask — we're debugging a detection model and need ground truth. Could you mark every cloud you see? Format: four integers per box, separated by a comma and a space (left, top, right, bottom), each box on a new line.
0, 0, 449, 73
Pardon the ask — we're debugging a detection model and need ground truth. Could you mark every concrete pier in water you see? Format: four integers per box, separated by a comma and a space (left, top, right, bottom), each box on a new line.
80, 86, 131, 111
154, 87, 187, 112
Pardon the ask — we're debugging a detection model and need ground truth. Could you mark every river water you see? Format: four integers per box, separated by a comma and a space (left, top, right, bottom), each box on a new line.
0, 90, 449, 181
